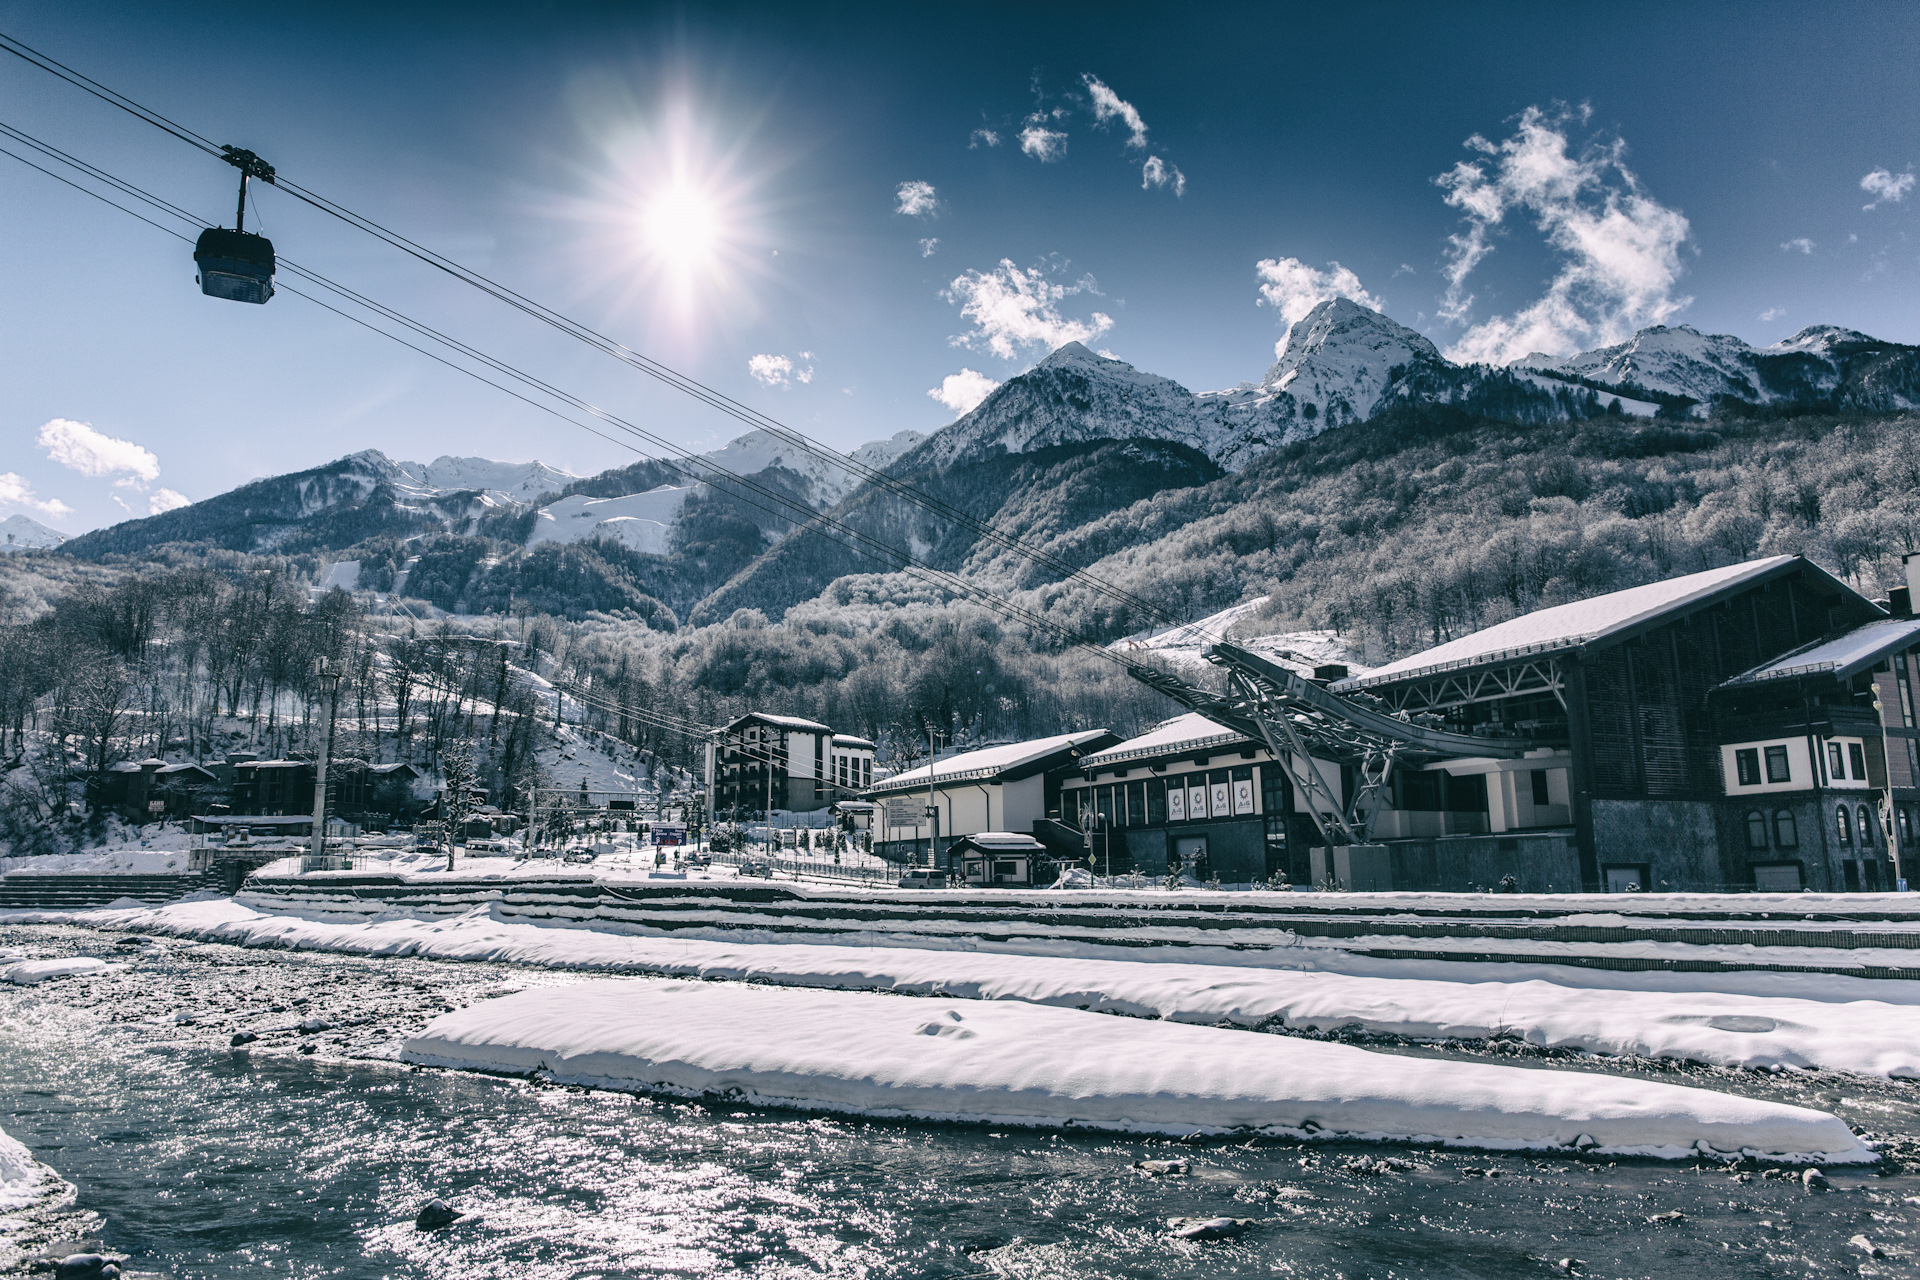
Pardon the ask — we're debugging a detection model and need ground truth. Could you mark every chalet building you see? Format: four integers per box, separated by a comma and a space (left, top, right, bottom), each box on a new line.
705, 713, 876, 821
1332, 553, 1916, 892
98, 759, 219, 820
1058, 713, 1329, 885
863, 730, 1119, 865
230, 758, 421, 819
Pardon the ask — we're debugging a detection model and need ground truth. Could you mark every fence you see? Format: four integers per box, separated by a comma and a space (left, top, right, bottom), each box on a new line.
704, 847, 898, 886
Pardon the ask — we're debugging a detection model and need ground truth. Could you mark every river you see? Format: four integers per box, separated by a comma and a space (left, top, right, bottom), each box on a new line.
3, 922, 1917, 1277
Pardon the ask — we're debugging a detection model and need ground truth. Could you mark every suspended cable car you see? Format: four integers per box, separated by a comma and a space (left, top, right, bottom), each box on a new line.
194, 145, 276, 304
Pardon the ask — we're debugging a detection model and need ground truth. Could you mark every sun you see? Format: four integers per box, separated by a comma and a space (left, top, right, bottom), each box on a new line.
643, 181, 720, 274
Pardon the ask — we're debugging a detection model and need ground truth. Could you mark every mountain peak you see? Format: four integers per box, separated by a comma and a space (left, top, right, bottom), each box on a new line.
1037, 340, 1118, 370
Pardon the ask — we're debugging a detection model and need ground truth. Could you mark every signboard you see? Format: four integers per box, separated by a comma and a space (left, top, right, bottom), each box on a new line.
147, 799, 165, 812
886, 797, 919, 828
1167, 787, 1186, 822
1232, 779, 1255, 815
1187, 784, 1208, 820
1210, 781, 1231, 819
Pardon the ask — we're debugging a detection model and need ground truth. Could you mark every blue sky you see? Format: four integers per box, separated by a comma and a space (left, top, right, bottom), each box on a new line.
3, 1, 1917, 533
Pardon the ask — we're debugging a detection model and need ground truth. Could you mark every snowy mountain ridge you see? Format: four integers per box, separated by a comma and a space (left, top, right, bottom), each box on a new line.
904, 301, 1920, 476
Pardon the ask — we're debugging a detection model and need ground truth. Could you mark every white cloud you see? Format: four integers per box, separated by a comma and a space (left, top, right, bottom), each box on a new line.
0, 472, 72, 519
37, 417, 160, 482
919, 237, 940, 258
1082, 75, 1149, 149
1019, 124, 1068, 163
1780, 237, 1815, 254
1433, 105, 1692, 365
148, 487, 191, 515
943, 259, 1114, 359
748, 353, 814, 387
1758, 306, 1786, 323
927, 368, 1002, 415
1862, 168, 1914, 210
1141, 155, 1185, 196
895, 180, 938, 217
969, 128, 1001, 149
1253, 257, 1384, 327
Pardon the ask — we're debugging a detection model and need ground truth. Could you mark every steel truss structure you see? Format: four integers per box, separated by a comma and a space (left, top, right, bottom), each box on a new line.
1362, 657, 1567, 714
1130, 641, 1540, 848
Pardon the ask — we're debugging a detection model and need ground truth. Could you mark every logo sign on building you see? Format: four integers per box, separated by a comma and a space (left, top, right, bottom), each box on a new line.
1232, 779, 1255, 815
1210, 781, 1231, 819
1187, 783, 1209, 820
147, 799, 166, 812
1167, 787, 1186, 821
886, 797, 918, 829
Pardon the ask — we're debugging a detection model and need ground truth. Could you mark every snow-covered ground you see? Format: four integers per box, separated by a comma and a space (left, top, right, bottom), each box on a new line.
1109, 597, 1366, 676
0, 1124, 60, 1212
32, 898, 1920, 1077
401, 978, 1870, 1161
526, 486, 695, 555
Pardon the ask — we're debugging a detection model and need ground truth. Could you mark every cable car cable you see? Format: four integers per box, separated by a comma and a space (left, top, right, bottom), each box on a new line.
0, 28, 1186, 632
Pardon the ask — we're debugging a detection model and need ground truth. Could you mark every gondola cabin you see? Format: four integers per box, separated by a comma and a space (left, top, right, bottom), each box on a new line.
194, 227, 275, 304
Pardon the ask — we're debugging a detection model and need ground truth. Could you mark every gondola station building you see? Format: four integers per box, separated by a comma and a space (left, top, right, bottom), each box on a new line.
1059, 554, 1920, 893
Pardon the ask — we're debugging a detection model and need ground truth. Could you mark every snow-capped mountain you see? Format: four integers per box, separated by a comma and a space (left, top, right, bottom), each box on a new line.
392, 456, 580, 505
0, 514, 66, 552
1518, 323, 1920, 413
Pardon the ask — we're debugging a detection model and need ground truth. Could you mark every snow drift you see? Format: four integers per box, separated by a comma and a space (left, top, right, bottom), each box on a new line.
402, 980, 1872, 1161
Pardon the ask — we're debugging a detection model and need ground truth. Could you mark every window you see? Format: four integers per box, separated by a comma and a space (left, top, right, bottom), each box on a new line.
1734, 749, 1761, 787
1773, 809, 1798, 848
1836, 807, 1853, 847
1828, 742, 1846, 780
1849, 742, 1868, 781
1531, 769, 1551, 806
1127, 781, 1147, 827
1095, 787, 1113, 828
1745, 811, 1769, 850
1753, 863, 1803, 892
1858, 805, 1876, 849
1146, 778, 1167, 826
1901, 809, 1914, 846
1764, 745, 1791, 783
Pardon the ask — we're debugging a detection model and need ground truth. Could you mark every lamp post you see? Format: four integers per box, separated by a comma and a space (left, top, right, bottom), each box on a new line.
307, 656, 342, 866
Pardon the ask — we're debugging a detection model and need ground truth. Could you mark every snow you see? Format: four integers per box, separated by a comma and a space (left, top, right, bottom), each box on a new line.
47, 897, 1920, 1078
1535, 325, 1766, 408
392, 456, 581, 504
1109, 597, 1272, 668
526, 486, 695, 555
0, 514, 66, 552
1345, 556, 1800, 687
1082, 713, 1248, 768
0, 1125, 55, 1212
869, 730, 1113, 791
315, 560, 360, 592
402, 978, 1872, 1160
1, 844, 193, 875
1724, 616, 1920, 686
2, 957, 118, 985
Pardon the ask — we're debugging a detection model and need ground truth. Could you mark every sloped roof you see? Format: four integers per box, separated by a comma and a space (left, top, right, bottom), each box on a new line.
951, 831, 1047, 852
1720, 616, 1920, 688
728, 712, 832, 734
865, 730, 1114, 794
1080, 712, 1252, 769
1340, 556, 1836, 689
831, 734, 876, 749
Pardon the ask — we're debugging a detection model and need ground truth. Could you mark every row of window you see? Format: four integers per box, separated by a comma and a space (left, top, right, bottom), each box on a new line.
833, 754, 872, 790
1070, 766, 1274, 830
1733, 740, 1868, 787
1744, 804, 1903, 851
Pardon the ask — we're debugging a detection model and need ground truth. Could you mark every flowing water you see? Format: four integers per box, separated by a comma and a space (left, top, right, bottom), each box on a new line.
3, 922, 1918, 1278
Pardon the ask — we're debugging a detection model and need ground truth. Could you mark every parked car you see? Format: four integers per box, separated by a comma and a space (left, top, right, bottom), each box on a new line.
737, 858, 773, 878
563, 848, 598, 864
897, 870, 949, 889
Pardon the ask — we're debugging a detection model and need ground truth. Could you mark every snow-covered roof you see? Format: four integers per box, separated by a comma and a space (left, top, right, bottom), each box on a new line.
1720, 617, 1920, 688
1080, 713, 1251, 770
196, 813, 313, 826
866, 731, 1113, 793
729, 712, 833, 734
831, 735, 876, 749
1341, 557, 1810, 689
951, 832, 1046, 851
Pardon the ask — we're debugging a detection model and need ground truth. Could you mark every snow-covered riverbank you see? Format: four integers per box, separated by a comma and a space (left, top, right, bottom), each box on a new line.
22, 897, 1920, 1076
